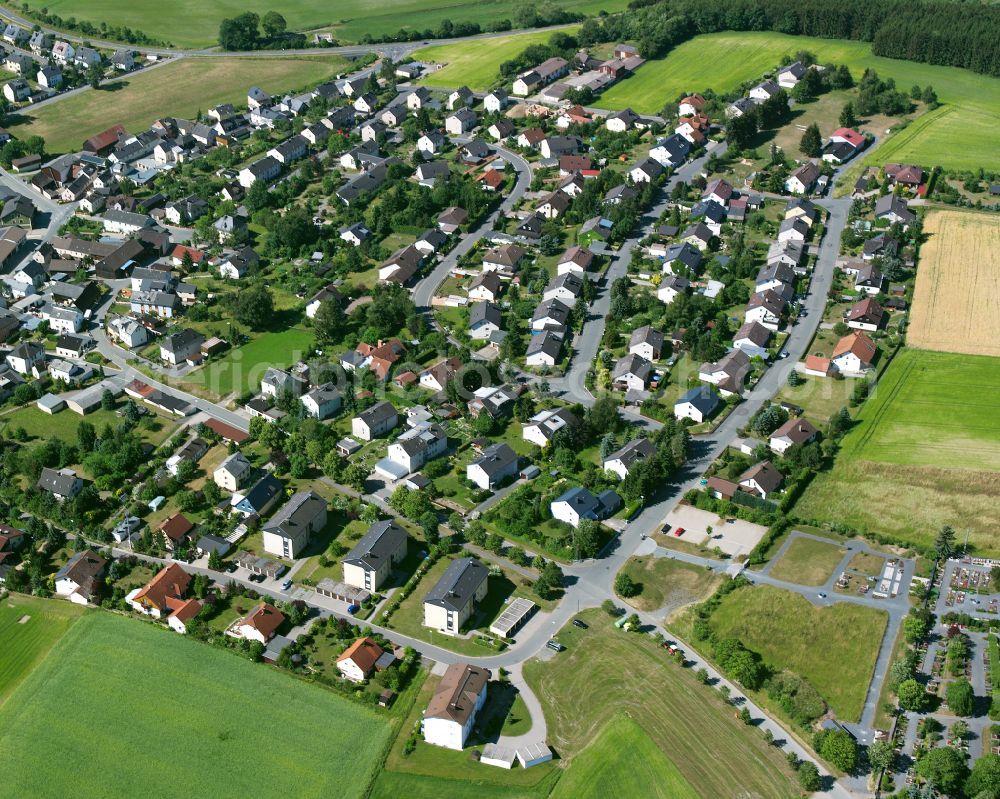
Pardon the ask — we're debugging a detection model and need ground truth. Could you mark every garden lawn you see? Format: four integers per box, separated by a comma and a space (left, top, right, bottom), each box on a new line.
13, 55, 351, 153
709, 585, 888, 721
182, 325, 314, 398
617, 556, 722, 614
768, 537, 846, 586
795, 349, 1000, 553
0, 594, 83, 705
595, 31, 1000, 171
0, 610, 390, 798
415, 27, 580, 91
550, 715, 699, 799
524, 609, 799, 799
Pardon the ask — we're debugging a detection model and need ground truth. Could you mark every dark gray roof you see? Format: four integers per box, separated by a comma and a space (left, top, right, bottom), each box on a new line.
469, 300, 502, 328
344, 520, 407, 572
424, 557, 488, 613
358, 400, 397, 427
676, 385, 721, 416
471, 442, 517, 477
263, 491, 326, 539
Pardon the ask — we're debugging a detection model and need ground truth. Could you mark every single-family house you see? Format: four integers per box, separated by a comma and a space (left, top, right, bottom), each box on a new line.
674, 385, 721, 423
352, 401, 398, 441
733, 320, 772, 359
698, 349, 751, 397
525, 330, 562, 367
466, 442, 518, 491
627, 326, 663, 362
769, 418, 819, 454
234, 602, 285, 644
603, 437, 655, 479
523, 407, 577, 447
337, 637, 385, 683
831, 331, 877, 376
54, 549, 106, 605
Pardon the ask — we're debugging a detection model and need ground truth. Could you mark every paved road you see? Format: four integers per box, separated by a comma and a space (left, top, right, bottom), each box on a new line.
411, 145, 531, 311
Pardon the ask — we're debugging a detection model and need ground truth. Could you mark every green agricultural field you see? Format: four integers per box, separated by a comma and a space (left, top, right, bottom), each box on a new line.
710, 585, 888, 721
550, 715, 699, 799
0, 594, 83, 705
768, 537, 846, 586
12, 0, 620, 49
524, 609, 799, 799
181, 325, 314, 398
0, 610, 390, 798
12, 55, 351, 153
415, 27, 579, 91
595, 31, 1000, 171
796, 349, 1000, 553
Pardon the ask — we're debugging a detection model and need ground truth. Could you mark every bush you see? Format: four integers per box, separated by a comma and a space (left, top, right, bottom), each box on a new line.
614, 572, 639, 598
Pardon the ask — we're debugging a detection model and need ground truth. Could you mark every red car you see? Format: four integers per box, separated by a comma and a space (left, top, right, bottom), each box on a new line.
674, 527, 686, 537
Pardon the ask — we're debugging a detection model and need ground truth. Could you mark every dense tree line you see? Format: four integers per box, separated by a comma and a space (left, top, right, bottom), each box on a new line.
590, 0, 1000, 78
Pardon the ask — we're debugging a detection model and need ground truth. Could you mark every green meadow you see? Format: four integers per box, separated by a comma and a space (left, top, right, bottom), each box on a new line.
796, 349, 1000, 553
0, 610, 391, 798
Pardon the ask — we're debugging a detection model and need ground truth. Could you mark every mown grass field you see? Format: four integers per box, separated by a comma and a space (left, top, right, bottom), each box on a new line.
0, 594, 83, 705
0, 609, 391, 798
524, 609, 799, 799
415, 27, 579, 90
549, 715, 699, 799
908, 210, 1000, 356
796, 348, 1000, 553
594, 31, 1000, 171
709, 585, 888, 721
11, 0, 620, 49
617, 556, 722, 614
12, 55, 351, 153
181, 325, 314, 398
768, 537, 846, 586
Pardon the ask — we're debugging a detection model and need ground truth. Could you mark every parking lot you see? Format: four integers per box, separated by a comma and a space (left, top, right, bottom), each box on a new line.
659, 504, 768, 558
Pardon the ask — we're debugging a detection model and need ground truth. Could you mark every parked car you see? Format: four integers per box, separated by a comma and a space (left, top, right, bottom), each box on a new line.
674, 527, 686, 537
546, 640, 566, 652
281, 578, 292, 591
660, 523, 671, 534
225, 562, 238, 573
347, 604, 359, 615
572, 619, 588, 630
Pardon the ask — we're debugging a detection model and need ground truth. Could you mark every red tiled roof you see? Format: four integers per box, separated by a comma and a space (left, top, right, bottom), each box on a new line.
241, 602, 285, 638
159, 513, 194, 543
337, 636, 384, 673
833, 331, 877, 364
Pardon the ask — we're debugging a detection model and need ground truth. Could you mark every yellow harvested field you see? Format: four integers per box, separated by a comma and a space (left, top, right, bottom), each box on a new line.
908, 210, 1000, 356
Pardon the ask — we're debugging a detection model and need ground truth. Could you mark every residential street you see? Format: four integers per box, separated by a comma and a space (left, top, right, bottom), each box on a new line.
412, 145, 532, 310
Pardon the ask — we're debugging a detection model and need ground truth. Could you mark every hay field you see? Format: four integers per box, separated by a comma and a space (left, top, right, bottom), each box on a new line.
909, 210, 1000, 356
710, 585, 888, 721
524, 609, 799, 798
